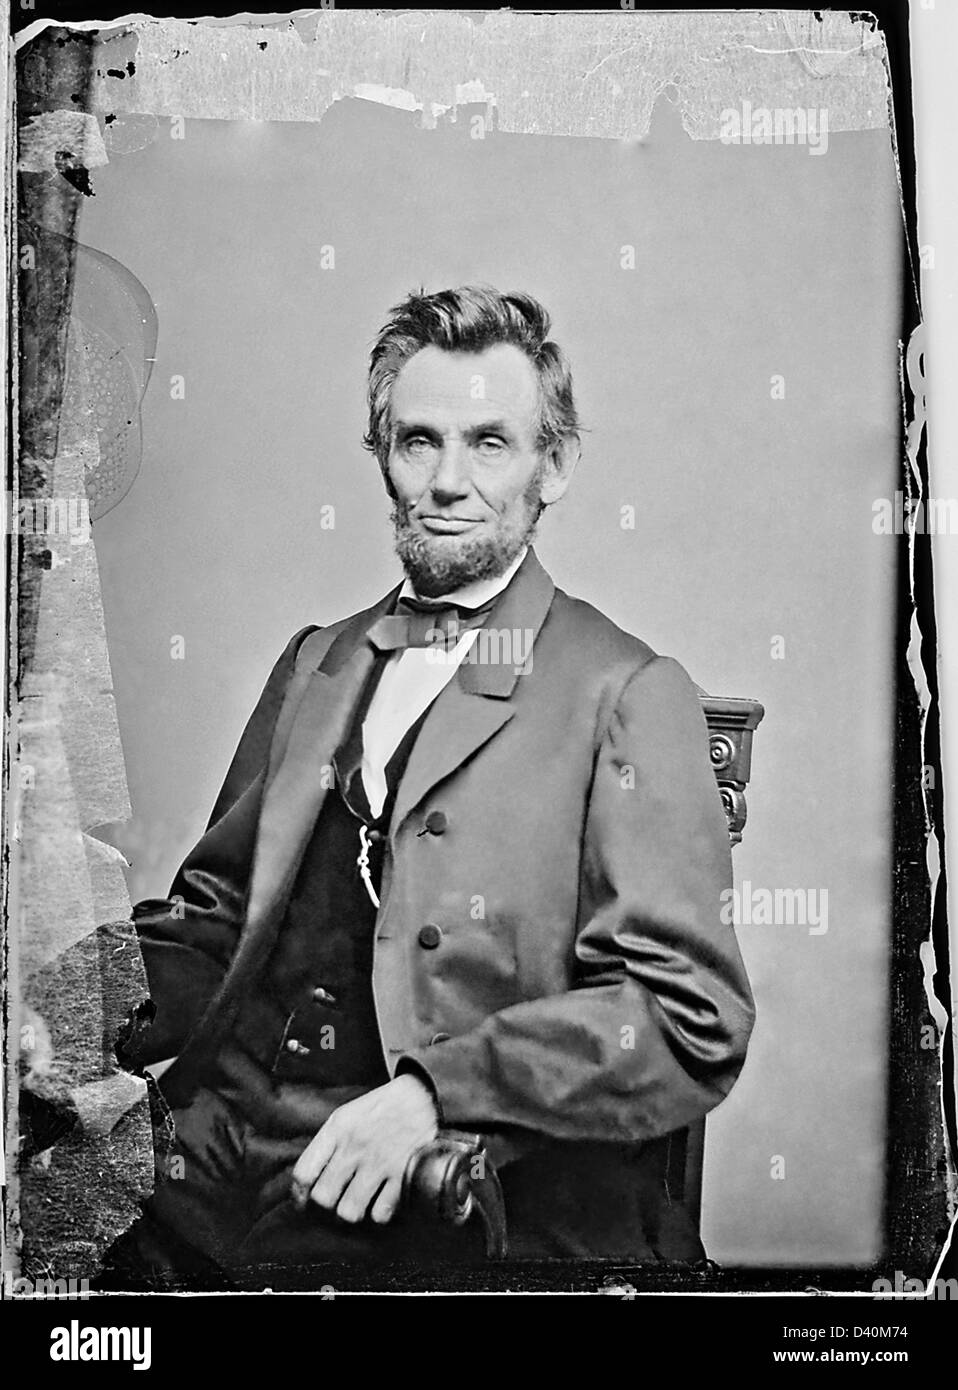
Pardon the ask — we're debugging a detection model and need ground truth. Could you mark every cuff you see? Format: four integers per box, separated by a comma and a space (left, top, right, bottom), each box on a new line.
395, 1054, 445, 1125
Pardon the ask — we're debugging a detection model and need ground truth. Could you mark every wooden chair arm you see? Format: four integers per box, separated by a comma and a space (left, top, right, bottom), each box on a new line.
699, 694, 765, 846
404, 1131, 507, 1259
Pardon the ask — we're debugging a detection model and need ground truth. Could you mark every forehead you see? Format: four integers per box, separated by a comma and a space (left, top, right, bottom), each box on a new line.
390, 344, 540, 425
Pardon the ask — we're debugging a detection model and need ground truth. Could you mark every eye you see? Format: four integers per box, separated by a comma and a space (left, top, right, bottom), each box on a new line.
403, 434, 435, 454
476, 436, 507, 454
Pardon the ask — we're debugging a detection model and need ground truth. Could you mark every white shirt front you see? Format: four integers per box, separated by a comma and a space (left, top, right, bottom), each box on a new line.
360, 547, 528, 818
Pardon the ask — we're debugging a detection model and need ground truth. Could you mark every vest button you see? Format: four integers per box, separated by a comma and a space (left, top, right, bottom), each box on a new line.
429, 1032, 451, 1045
424, 811, 447, 836
418, 923, 443, 949
311, 986, 337, 1005
366, 828, 383, 843
286, 1038, 310, 1057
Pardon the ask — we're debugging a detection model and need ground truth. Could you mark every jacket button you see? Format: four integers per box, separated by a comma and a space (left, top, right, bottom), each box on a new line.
311, 986, 337, 1005
424, 811, 447, 836
286, 1038, 311, 1057
417, 923, 443, 949
429, 1032, 451, 1045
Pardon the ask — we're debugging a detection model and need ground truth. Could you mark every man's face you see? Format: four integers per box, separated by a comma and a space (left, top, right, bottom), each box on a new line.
384, 344, 574, 597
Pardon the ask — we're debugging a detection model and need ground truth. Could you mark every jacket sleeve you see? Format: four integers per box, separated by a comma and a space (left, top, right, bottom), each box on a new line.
130, 626, 319, 1064
398, 654, 755, 1150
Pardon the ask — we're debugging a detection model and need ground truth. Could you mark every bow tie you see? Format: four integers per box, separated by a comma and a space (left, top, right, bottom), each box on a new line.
367, 593, 495, 653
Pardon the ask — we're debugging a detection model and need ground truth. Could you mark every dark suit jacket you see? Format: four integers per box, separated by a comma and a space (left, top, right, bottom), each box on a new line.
131, 548, 755, 1260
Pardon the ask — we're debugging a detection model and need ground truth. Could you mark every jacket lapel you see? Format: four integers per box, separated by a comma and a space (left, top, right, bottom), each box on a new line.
218, 587, 398, 1005
389, 548, 555, 836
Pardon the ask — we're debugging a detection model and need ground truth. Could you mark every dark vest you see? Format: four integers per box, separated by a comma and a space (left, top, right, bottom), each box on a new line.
213, 654, 431, 1096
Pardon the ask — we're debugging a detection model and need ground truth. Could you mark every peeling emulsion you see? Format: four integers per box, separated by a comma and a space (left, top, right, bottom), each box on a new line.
901, 326, 958, 1270
17, 10, 891, 137
13, 420, 155, 1278
17, 110, 109, 174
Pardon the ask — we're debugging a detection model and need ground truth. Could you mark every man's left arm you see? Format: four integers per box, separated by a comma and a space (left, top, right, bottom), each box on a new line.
398, 653, 755, 1148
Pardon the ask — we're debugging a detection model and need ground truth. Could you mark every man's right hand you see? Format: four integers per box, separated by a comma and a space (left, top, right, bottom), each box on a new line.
290, 1074, 439, 1225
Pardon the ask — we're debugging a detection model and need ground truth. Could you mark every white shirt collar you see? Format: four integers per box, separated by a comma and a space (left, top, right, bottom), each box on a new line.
398, 545, 528, 610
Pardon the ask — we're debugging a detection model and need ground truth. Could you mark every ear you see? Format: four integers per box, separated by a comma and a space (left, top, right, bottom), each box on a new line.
539, 435, 580, 506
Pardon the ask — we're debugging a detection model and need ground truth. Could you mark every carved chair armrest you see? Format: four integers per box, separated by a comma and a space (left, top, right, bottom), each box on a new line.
404, 1131, 507, 1259
699, 695, 765, 846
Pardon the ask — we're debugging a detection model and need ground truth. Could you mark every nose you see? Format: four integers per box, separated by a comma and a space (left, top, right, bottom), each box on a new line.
429, 441, 471, 503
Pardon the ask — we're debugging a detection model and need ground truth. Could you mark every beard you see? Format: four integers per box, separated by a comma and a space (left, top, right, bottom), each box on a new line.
390, 466, 546, 598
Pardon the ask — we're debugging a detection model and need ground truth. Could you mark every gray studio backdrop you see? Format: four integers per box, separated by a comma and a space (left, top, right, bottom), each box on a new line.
78, 94, 902, 1267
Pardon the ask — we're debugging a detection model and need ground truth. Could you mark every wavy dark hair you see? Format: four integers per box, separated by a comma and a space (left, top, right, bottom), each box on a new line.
362, 285, 580, 466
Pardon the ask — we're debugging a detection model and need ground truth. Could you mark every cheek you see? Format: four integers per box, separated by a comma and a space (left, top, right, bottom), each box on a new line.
386, 460, 420, 503
475, 470, 537, 516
